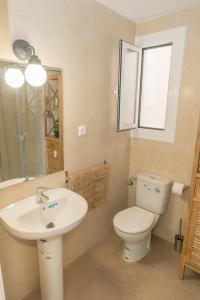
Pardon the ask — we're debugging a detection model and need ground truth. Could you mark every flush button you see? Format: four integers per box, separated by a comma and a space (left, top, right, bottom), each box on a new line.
144, 184, 152, 191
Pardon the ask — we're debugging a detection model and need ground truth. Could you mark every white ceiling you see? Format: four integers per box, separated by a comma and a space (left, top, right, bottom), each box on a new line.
95, 0, 200, 22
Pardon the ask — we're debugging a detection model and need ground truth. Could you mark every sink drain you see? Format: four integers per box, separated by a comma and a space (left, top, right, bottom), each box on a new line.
46, 222, 55, 229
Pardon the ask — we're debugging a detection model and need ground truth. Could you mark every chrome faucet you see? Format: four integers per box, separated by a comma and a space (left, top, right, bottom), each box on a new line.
36, 187, 50, 204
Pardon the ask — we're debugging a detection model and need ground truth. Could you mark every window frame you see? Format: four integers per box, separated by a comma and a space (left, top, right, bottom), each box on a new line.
131, 26, 186, 143
138, 43, 173, 131
117, 40, 142, 131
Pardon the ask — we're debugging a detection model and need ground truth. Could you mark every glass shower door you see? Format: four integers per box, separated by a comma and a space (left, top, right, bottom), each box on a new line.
0, 65, 46, 182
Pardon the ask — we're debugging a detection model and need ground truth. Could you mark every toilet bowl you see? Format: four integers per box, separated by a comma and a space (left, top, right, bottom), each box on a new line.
114, 206, 159, 262
113, 173, 171, 262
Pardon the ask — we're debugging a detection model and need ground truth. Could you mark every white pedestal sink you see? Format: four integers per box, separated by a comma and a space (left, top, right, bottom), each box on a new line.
0, 188, 88, 300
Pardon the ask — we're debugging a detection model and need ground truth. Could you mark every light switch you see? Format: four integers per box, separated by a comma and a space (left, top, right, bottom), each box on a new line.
78, 126, 87, 136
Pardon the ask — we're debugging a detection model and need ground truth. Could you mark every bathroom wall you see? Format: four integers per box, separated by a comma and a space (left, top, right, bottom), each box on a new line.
0, 0, 11, 58
129, 6, 200, 243
0, 0, 19, 182
0, 0, 135, 299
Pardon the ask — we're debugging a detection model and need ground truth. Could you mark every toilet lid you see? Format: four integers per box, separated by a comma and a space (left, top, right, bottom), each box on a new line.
113, 207, 155, 234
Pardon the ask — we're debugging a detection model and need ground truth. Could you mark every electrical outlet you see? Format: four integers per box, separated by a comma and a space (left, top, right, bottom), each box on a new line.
78, 126, 87, 136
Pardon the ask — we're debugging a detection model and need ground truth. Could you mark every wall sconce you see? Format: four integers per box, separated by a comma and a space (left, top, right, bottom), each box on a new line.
5, 67, 25, 88
5, 39, 47, 88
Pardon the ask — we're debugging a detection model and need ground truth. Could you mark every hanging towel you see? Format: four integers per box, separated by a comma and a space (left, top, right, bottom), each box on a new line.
67, 163, 110, 210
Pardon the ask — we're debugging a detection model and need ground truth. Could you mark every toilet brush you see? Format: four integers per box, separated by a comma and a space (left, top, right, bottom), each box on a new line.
179, 218, 183, 239
174, 218, 184, 253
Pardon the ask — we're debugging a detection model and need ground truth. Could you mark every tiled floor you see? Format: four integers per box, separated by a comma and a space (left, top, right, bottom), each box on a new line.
25, 233, 200, 300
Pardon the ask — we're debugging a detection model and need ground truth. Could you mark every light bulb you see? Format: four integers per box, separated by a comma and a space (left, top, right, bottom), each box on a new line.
4, 68, 25, 88
25, 64, 47, 87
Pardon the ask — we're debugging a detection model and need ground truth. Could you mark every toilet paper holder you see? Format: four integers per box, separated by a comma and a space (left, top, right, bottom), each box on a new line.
172, 182, 190, 196
128, 177, 136, 186
182, 185, 189, 192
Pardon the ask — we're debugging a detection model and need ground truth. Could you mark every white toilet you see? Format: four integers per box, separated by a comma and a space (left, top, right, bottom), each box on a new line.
113, 173, 171, 262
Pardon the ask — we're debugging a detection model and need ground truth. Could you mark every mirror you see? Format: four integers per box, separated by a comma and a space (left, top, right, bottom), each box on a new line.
0, 60, 63, 189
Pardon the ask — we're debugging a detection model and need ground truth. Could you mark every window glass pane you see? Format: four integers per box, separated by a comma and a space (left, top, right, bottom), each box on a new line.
139, 45, 172, 129
118, 41, 141, 131
120, 49, 138, 126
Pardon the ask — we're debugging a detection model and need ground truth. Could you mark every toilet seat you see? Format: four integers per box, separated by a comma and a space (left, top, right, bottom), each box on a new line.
113, 206, 155, 235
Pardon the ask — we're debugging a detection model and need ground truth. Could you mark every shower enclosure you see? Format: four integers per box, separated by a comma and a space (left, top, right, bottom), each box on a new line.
0, 61, 46, 182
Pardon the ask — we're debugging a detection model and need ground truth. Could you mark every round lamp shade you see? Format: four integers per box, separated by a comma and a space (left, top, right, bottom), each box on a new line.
25, 64, 47, 87
5, 68, 25, 88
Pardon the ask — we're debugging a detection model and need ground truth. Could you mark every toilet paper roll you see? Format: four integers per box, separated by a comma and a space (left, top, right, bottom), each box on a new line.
172, 182, 186, 196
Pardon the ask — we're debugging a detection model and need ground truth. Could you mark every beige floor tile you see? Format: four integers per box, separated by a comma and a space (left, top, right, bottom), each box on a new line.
108, 253, 154, 294
22, 289, 41, 300
86, 235, 122, 271
137, 269, 198, 300
64, 252, 105, 296
140, 234, 174, 268
157, 250, 200, 296
81, 271, 138, 300
99, 234, 173, 294
23, 234, 200, 300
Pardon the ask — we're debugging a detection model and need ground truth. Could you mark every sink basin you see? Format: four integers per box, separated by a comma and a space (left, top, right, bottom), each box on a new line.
0, 187, 88, 240
0, 187, 88, 300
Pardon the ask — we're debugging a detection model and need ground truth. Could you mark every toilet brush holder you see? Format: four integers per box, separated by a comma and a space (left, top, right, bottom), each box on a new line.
174, 218, 184, 253
174, 234, 184, 253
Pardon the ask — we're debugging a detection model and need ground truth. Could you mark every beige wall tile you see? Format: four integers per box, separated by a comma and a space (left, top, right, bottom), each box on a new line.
0, 0, 135, 299
129, 6, 200, 243
0, 0, 12, 58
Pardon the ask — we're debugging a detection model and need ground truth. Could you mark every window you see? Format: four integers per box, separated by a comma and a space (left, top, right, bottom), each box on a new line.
139, 44, 172, 130
117, 41, 141, 130
117, 27, 186, 143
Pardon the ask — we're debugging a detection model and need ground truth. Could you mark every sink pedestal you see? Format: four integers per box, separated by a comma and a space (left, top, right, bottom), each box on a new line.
37, 236, 63, 300
0, 188, 88, 300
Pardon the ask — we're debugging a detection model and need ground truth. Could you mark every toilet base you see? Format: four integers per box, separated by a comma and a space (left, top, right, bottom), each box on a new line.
122, 233, 151, 263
